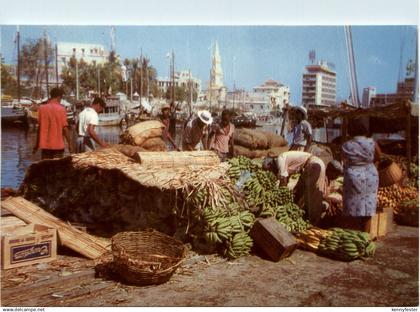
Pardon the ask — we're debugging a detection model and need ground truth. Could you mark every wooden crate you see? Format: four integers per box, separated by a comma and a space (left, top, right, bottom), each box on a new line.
378, 207, 394, 237
1, 224, 57, 270
249, 217, 298, 262
335, 215, 379, 240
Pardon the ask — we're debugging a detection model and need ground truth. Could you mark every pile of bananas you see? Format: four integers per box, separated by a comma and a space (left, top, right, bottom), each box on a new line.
275, 203, 311, 232
295, 227, 376, 261
394, 198, 419, 227
227, 156, 261, 181
223, 231, 254, 259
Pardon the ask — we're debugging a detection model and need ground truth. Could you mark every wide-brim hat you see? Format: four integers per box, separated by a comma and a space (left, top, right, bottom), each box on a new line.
293, 106, 307, 118
161, 104, 170, 111
197, 110, 213, 125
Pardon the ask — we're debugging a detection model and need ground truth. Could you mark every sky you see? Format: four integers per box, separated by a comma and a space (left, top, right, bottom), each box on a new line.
0, 25, 417, 104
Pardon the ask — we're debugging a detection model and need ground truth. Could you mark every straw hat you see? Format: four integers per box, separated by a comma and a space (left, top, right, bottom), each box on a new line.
293, 106, 307, 118
161, 104, 170, 111
197, 110, 213, 125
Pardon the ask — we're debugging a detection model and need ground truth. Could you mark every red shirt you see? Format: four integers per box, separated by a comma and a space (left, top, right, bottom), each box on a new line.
38, 100, 68, 150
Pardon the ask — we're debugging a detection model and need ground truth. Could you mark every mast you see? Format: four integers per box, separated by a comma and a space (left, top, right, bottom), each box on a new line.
16, 26, 21, 102
43, 30, 49, 96
55, 43, 59, 87
344, 26, 361, 107
140, 49, 143, 105
171, 50, 175, 104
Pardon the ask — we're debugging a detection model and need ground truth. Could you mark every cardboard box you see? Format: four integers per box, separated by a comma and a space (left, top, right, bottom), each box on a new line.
1, 224, 57, 270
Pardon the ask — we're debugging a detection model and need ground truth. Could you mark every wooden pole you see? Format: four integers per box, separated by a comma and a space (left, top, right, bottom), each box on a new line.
324, 118, 329, 143
406, 102, 412, 177
280, 107, 288, 136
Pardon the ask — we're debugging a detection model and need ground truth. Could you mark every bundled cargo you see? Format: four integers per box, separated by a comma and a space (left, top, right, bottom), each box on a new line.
295, 227, 376, 261
120, 120, 166, 151
233, 129, 288, 159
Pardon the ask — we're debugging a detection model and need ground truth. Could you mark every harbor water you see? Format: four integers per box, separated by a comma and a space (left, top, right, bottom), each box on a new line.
1, 124, 340, 189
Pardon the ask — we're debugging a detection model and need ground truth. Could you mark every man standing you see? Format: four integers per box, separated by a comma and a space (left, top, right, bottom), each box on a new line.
159, 104, 179, 151
168, 101, 178, 140
208, 109, 235, 161
262, 151, 326, 226
290, 106, 312, 152
33, 88, 73, 159
76, 97, 109, 152
182, 110, 213, 151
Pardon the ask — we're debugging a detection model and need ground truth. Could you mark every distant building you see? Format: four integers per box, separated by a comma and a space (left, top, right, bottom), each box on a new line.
224, 79, 290, 116
54, 42, 109, 84
302, 61, 336, 108
157, 70, 201, 96
362, 86, 376, 108
206, 41, 227, 109
371, 78, 415, 107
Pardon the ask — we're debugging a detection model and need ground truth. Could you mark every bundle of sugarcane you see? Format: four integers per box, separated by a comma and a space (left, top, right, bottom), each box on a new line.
295, 227, 376, 261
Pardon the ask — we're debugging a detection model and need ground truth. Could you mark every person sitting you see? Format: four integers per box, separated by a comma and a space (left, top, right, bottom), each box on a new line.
208, 109, 235, 161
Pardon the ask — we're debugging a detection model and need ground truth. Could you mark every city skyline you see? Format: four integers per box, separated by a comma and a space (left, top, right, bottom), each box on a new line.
1, 25, 417, 104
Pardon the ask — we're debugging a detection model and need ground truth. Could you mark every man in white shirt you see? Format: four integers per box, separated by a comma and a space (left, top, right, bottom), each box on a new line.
76, 98, 109, 153
263, 151, 326, 226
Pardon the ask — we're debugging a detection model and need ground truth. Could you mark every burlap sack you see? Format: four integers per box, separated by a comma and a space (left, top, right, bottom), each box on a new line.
233, 130, 255, 149
261, 131, 288, 147
141, 137, 168, 151
233, 145, 256, 158
112, 144, 145, 158
133, 128, 164, 146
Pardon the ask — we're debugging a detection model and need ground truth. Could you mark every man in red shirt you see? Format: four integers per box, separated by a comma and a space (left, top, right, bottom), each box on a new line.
33, 88, 73, 159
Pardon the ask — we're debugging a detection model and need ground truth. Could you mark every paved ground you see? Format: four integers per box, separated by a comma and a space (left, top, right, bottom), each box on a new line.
1, 225, 418, 307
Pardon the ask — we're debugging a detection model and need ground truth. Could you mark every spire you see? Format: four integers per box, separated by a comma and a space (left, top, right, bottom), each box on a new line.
210, 41, 224, 88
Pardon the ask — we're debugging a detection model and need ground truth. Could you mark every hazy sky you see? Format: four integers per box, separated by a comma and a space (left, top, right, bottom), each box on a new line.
1, 25, 417, 103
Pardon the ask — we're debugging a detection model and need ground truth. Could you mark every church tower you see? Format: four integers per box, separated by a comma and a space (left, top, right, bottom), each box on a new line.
210, 41, 224, 88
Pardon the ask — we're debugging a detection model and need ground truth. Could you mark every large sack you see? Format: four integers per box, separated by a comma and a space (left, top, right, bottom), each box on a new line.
112, 144, 146, 158
266, 146, 289, 157
233, 130, 255, 150
233, 145, 256, 158
140, 137, 167, 152
133, 128, 164, 146
260, 131, 288, 148
121, 120, 165, 146
233, 129, 269, 150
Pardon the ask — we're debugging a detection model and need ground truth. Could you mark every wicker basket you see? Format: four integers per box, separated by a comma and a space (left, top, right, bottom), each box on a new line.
112, 229, 186, 286
378, 159, 403, 187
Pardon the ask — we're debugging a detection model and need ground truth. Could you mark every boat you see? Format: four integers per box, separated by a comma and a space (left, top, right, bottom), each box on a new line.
1, 101, 27, 123
98, 96, 124, 127
24, 99, 75, 125
232, 112, 257, 128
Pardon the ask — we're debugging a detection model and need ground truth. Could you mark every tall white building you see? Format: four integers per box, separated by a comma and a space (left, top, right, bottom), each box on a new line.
302, 61, 336, 108
362, 86, 376, 108
54, 42, 109, 83
156, 70, 201, 95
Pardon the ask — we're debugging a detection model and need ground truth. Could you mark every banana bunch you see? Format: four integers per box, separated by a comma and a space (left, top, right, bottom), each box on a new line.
274, 203, 311, 233
294, 227, 331, 251
229, 211, 255, 233
204, 215, 233, 244
227, 156, 261, 181
223, 231, 254, 259
318, 227, 376, 261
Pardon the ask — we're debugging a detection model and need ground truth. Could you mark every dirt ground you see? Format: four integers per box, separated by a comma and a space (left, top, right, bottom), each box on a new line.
1, 225, 418, 307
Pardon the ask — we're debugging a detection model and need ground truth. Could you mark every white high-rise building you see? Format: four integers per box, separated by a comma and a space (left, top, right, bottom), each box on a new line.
302, 61, 336, 108
362, 86, 376, 108
156, 70, 201, 95
54, 42, 109, 83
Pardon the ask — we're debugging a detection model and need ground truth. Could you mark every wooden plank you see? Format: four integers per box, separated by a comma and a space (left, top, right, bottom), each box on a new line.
249, 217, 298, 262
378, 207, 394, 237
1, 215, 27, 228
1, 197, 110, 259
1, 269, 96, 306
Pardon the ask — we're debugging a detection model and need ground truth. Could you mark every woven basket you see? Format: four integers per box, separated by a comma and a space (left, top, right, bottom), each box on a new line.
112, 229, 186, 286
378, 160, 403, 187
